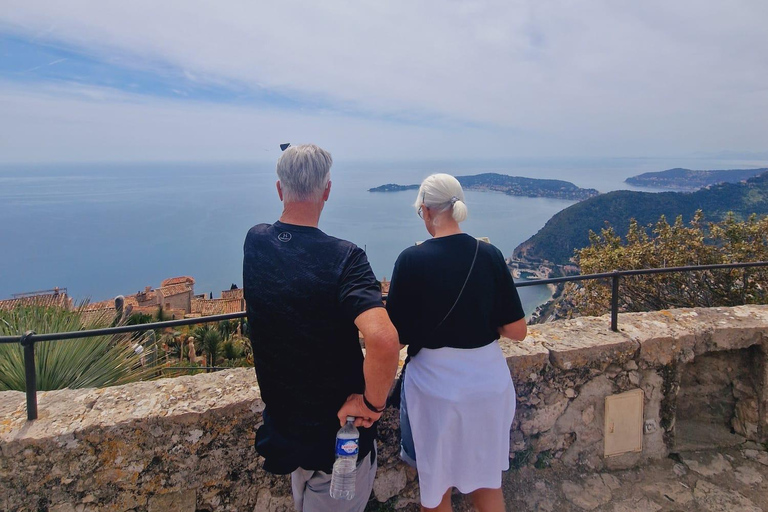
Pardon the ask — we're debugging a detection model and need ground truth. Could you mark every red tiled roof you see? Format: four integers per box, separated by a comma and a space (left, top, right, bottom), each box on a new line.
161, 276, 196, 287
156, 283, 192, 298
83, 299, 115, 311
191, 298, 243, 316
0, 293, 72, 312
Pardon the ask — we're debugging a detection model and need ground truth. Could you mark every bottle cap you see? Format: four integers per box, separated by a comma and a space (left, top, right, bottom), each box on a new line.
346, 416, 355, 423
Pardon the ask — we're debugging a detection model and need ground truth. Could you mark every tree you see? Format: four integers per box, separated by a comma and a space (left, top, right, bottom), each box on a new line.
0, 304, 162, 391
570, 211, 768, 317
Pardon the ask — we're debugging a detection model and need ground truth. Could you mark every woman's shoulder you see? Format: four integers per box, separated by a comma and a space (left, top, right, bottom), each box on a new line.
478, 239, 504, 258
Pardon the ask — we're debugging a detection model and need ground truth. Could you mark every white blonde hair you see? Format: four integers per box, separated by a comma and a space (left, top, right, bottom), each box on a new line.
276, 144, 332, 201
414, 173, 468, 223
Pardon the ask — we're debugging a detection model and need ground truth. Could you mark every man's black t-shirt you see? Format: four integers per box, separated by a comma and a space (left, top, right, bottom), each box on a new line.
386, 233, 525, 356
243, 221, 384, 474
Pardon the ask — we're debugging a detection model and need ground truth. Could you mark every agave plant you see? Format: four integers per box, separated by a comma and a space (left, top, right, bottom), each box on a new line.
201, 328, 223, 366
0, 304, 162, 391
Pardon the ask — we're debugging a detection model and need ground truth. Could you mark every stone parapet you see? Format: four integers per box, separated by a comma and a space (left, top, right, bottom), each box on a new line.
1, 305, 767, 511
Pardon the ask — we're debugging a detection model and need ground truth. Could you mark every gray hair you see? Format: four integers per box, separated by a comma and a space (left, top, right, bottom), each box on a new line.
276, 144, 333, 202
414, 173, 468, 223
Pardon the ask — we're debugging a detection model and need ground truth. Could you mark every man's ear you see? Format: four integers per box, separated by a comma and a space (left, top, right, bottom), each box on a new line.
276, 180, 284, 201
323, 180, 332, 201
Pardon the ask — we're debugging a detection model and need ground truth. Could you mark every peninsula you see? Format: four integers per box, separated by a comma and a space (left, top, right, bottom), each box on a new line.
369, 173, 600, 201
625, 167, 768, 191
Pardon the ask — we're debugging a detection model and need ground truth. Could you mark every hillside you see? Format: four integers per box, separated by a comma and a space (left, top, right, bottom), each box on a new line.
514, 171, 768, 265
370, 172, 599, 201
625, 167, 767, 190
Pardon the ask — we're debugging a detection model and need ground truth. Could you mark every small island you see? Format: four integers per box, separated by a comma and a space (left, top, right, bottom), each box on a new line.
368, 183, 420, 193
625, 167, 768, 191
369, 173, 600, 201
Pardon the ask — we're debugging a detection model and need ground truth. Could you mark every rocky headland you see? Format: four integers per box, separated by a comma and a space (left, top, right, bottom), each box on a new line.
370, 172, 600, 201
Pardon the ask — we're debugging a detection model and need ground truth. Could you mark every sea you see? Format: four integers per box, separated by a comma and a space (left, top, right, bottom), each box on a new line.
1, 157, 764, 317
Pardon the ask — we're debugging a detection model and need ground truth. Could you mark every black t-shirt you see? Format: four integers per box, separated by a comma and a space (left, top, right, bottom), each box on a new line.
386, 233, 525, 356
243, 221, 384, 474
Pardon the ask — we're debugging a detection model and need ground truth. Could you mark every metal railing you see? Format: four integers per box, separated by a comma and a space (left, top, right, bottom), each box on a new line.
0, 312, 246, 422
2, 261, 767, 422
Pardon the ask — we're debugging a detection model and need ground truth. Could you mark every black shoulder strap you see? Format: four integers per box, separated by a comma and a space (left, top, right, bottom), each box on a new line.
431, 237, 480, 334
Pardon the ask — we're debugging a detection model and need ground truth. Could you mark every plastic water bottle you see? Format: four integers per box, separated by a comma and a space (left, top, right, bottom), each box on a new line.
330, 416, 359, 500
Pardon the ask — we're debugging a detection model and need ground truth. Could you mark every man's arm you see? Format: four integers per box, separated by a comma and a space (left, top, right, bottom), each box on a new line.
337, 307, 400, 427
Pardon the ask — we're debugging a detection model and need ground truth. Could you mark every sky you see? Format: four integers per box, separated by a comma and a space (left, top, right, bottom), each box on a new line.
1, 1, 767, 163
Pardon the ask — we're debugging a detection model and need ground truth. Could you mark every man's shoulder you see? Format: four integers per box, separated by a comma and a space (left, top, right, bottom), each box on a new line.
246, 223, 274, 237
321, 232, 360, 252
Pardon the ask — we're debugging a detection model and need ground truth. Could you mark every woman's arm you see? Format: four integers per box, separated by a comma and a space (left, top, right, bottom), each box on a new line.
498, 317, 527, 341
386, 252, 415, 347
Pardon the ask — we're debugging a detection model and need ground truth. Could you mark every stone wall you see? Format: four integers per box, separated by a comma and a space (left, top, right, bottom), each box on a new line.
1, 305, 767, 511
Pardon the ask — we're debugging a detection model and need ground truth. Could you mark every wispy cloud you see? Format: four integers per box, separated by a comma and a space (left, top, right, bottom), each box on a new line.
20, 57, 67, 73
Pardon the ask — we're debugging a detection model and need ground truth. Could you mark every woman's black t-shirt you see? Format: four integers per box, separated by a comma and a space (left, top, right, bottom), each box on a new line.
386, 233, 525, 356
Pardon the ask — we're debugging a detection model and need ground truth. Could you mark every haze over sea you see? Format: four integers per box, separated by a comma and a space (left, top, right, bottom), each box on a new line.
1, 156, 763, 316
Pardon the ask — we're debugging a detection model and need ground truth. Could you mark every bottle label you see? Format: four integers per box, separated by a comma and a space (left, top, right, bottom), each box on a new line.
335, 438, 359, 457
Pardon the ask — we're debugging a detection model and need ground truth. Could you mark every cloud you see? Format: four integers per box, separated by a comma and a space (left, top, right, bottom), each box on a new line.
0, 81, 531, 162
1, 1, 767, 161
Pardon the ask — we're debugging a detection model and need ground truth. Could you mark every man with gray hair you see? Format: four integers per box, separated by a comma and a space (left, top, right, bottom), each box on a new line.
243, 144, 400, 512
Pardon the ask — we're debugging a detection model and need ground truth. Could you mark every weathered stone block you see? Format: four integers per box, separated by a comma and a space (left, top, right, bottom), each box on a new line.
619, 310, 698, 366
518, 398, 569, 436
701, 306, 768, 352
538, 316, 638, 371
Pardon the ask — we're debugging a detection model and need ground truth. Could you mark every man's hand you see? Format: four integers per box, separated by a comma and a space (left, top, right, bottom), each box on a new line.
337, 394, 382, 428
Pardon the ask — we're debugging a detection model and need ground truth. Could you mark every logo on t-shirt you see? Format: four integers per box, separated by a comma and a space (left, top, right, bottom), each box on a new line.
277, 232, 292, 243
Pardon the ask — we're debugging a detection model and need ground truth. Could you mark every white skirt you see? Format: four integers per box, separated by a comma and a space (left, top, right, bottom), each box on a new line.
403, 341, 516, 508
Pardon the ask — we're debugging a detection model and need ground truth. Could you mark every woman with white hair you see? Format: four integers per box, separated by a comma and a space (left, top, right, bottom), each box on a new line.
386, 173, 527, 512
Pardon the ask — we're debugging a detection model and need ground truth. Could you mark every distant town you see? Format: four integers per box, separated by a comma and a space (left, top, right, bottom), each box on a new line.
0, 277, 244, 321
0, 276, 394, 321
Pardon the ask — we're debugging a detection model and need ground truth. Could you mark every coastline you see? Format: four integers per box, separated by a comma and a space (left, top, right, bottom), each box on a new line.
515, 276, 557, 321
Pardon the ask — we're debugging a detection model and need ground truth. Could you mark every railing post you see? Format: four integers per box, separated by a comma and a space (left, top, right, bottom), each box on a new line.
610, 274, 620, 332
20, 330, 38, 421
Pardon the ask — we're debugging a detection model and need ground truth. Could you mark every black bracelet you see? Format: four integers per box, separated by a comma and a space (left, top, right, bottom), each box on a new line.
363, 395, 386, 413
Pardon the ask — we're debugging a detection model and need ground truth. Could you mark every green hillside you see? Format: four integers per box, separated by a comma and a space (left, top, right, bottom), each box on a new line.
514, 171, 768, 265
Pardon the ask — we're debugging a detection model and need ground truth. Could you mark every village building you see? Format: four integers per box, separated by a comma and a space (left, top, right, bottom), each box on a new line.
188, 286, 245, 318
0, 287, 73, 312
